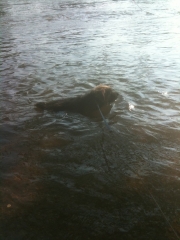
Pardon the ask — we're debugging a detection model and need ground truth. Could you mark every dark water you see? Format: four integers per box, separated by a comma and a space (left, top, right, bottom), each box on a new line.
0, 0, 180, 239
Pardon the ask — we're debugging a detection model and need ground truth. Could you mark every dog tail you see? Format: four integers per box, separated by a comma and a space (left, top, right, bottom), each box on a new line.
35, 102, 46, 109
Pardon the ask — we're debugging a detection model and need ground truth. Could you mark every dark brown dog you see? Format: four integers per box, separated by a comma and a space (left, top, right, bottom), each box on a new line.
35, 85, 118, 117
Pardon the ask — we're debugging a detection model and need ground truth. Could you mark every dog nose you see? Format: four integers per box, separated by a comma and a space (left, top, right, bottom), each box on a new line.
115, 92, 119, 97
113, 92, 119, 100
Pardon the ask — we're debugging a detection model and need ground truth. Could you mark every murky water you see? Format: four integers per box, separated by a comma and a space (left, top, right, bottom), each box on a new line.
0, 0, 180, 239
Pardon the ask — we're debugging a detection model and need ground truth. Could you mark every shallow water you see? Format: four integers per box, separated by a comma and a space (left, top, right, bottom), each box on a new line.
0, 0, 180, 239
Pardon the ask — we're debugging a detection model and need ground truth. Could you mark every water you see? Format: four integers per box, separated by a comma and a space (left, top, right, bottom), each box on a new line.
0, 0, 180, 239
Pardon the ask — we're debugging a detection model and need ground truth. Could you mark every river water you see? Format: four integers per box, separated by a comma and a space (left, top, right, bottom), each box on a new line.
0, 0, 180, 239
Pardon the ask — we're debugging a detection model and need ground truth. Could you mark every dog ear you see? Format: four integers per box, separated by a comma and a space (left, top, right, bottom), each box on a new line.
103, 88, 111, 102
95, 90, 106, 106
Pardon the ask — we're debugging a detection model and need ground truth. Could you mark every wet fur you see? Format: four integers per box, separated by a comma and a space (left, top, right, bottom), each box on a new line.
35, 85, 118, 116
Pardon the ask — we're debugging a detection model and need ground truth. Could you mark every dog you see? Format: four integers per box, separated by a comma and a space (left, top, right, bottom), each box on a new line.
35, 85, 118, 117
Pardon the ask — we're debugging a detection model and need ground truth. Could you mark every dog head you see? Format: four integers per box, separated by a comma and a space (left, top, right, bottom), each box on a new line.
92, 85, 118, 107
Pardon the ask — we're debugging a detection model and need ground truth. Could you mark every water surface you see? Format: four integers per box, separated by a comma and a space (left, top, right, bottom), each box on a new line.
0, 0, 180, 239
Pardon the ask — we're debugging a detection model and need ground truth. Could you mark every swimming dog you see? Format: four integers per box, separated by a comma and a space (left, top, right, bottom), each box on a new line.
35, 85, 118, 117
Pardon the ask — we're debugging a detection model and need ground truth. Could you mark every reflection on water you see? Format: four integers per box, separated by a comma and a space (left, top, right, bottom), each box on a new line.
0, 0, 180, 239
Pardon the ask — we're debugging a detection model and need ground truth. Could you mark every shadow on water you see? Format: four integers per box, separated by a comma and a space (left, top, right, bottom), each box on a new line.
0, 114, 180, 240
